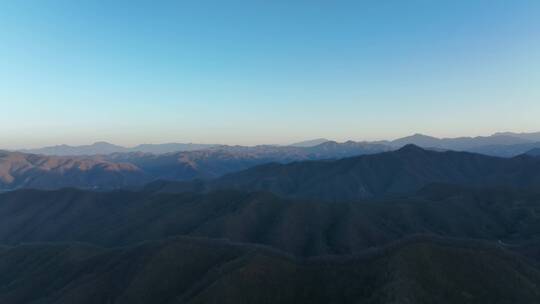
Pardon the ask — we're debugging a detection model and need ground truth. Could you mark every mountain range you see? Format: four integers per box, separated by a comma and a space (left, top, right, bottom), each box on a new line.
4, 142, 540, 193
19, 141, 219, 156
2, 139, 540, 302
151, 145, 540, 202
0, 141, 391, 190
12, 131, 540, 158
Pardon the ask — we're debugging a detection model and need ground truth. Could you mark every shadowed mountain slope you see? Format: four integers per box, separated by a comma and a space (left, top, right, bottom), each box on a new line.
0, 236, 538, 304
1, 185, 540, 257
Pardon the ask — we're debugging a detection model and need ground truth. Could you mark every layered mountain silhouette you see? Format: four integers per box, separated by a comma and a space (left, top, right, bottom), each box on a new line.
20, 142, 219, 156
153, 145, 540, 202
12, 131, 540, 158
3, 139, 540, 302
468, 142, 540, 157
386, 132, 540, 157
389, 133, 531, 150
5, 142, 540, 195
493, 131, 540, 142
6, 143, 540, 193
0, 142, 391, 190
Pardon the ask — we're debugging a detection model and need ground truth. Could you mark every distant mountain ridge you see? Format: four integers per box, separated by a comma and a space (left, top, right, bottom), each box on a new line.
13, 130, 540, 157
493, 131, 540, 142
289, 138, 330, 147
5, 142, 540, 192
20, 142, 219, 156
0, 141, 392, 190
386, 132, 540, 157
390, 133, 531, 148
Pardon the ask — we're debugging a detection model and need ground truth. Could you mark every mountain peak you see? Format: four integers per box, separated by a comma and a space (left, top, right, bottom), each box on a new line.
397, 144, 426, 153
290, 138, 331, 147
391, 134, 441, 148
92, 141, 117, 147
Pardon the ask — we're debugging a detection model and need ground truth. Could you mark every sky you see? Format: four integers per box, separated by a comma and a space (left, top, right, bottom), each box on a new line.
1, 0, 539, 148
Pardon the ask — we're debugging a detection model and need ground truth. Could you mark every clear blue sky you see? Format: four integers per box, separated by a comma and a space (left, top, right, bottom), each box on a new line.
1, 0, 539, 148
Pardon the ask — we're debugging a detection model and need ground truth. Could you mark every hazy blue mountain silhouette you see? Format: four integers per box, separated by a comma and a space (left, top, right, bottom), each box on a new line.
390, 133, 531, 150
153, 145, 540, 201
15, 131, 540, 157
289, 138, 330, 147
526, 147, 540, 157
21, 142, 219, 156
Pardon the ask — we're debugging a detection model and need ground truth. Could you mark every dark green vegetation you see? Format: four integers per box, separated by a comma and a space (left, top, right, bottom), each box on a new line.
152, 145, 540, 202
0, 236, 539, 304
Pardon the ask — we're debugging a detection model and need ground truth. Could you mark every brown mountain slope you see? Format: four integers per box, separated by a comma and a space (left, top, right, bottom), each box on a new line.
0, 151, 149, 190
